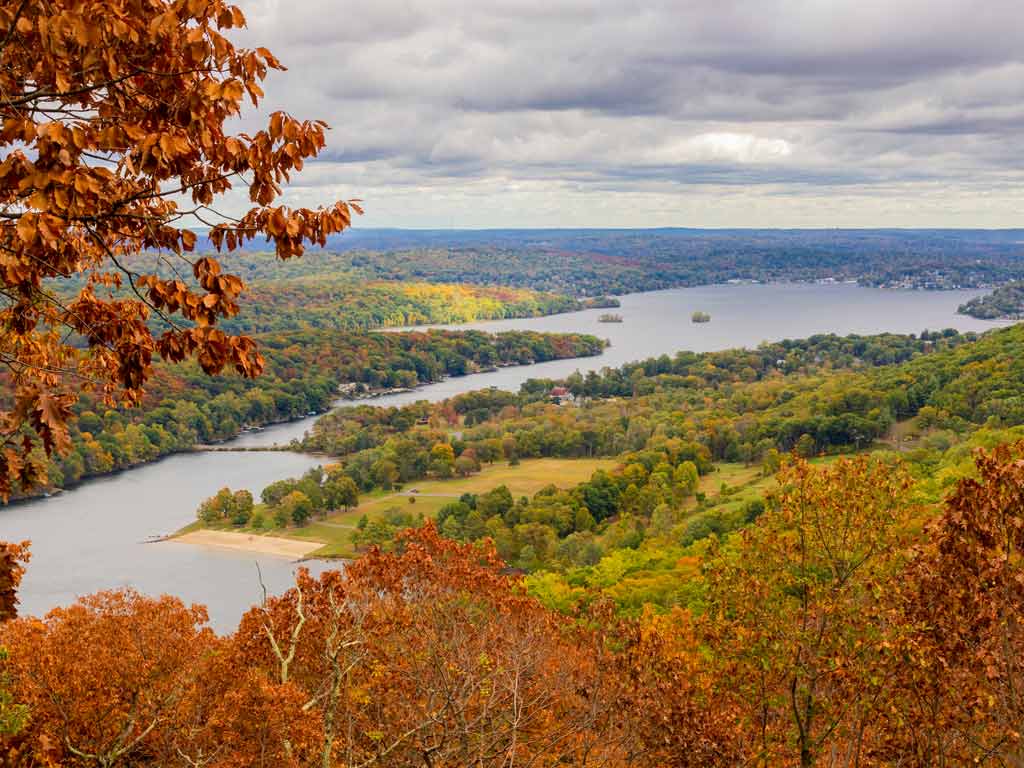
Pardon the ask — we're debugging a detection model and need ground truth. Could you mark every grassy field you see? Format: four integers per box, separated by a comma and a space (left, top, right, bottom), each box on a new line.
682, 454, 855, 527
288, 457, 619, 558
177, 455, 838, 561
679, 462, 773, 518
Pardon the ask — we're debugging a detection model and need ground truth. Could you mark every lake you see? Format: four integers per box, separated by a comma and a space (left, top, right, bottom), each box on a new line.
233, 283, 1005, 447
0, 283, 1007, 631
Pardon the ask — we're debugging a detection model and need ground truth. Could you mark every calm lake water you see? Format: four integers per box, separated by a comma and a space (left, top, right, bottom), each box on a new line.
0, 283, 1007, 631
235, 283, 1005, 447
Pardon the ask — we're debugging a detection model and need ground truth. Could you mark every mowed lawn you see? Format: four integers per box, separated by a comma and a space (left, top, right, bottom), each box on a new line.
289, 457, 618, 558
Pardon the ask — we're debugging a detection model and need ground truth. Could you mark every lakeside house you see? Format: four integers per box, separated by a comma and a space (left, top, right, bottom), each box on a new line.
550, 386, 575, 406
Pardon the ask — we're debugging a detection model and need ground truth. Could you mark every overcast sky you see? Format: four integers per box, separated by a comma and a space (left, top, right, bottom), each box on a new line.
229, 1, 1024, 229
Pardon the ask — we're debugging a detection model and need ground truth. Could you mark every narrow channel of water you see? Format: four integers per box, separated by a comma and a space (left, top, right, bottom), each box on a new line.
233, 283, 1005, 447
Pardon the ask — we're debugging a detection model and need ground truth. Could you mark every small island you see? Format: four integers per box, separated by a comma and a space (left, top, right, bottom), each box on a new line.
598, 313, 623, 323
691, 310, 712, 323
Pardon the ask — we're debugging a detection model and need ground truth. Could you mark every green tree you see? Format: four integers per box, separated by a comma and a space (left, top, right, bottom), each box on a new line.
280, 491, 313, 527
197, 487, 236, 525
373, 459, 399, 490
0, 648, 27, 737
673, 461, 699, 498
454, 455, 478, 477
262, 479, 298, 507
324, 473, 359, 511
429, 442, 456, 478
477, 485, 514, 521
463, 511, 487, 541
230, 490, 254, 526
573, 507, 596, 533
794, 433, 817, 458
440, 516, 463, 541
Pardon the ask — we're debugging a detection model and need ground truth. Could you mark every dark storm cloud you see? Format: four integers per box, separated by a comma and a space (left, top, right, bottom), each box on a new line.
230, 0, 1024, 227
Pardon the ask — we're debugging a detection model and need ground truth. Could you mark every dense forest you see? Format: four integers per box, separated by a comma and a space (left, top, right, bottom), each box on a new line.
217, 278, 616, 334
959, 280, 1024, 319
57, 251, 618, 334
297, 327, 975, 470
36, 328, 604, 493
85, 230, 1024, 309
233, 228, 1024, 295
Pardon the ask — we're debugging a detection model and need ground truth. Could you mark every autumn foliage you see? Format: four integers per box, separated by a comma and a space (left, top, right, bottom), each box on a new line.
3, 447, 1024, 765
881, 443, 1024, 765
2, 527, 623, 767
0, 0, 359, 500
0, 543, 28, 622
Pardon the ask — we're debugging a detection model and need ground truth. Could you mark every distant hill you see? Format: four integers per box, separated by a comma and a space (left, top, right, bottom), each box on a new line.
190, 228, 1024, 296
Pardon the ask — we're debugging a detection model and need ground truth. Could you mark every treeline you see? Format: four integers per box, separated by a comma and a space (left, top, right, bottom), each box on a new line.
38, 328, 605, 492
455, 323, 1024, 464
197, 465, 360, 529
300, 329, 972, 468
8, 448, 1024, 765
296, 228, 1024, 295
96, 229, 1024, 302
62, 250, 618, 334
958, 280, 1024, 319
284, 325, 1024, 579
217, 278, 616, 334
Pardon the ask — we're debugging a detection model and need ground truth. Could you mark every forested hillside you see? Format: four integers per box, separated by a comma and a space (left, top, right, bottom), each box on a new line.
250, 228, 1024, 294
299, 327, 976, 467
57, 250, 617, 333
217, 277, 614, 334
37, 328, 605, 492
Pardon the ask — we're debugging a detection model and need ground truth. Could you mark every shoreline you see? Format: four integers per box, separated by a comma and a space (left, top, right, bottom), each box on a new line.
16, 340, 611, 500
170, 529, 324, 559
14, 285, 1000, 503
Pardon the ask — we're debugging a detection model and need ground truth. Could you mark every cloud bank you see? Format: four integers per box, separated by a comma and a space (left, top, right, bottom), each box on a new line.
228, 1, 1024, 227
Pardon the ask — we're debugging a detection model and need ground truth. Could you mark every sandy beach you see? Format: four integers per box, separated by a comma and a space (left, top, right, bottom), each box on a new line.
171, 529, 323, 558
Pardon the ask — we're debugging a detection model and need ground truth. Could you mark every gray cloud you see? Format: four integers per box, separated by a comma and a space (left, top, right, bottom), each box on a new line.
227, 0, 1024, 227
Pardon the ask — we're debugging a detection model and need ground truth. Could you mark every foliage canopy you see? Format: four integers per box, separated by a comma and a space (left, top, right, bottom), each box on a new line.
0, 0, 359, 501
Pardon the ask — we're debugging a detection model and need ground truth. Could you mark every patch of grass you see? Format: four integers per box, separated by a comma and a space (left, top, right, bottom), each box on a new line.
295, 458, 618, 558
404, 458, 619, 498
701, 463, 764, 492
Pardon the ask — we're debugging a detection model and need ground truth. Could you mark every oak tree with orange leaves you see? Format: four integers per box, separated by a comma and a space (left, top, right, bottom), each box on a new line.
703, 456, 914, 767
1, 527, 627, 768
0, 590, 319, 767
613, 607, 744, 767
882, 441, 1024, 765
235, 525, 624, 768
0, 0, 359, 504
